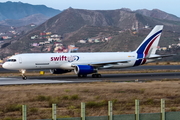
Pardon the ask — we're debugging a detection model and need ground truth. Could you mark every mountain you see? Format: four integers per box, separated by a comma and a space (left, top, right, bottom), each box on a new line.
0, 1, 60, 20
34, 8, 144, 36
35, 8, 180, 35
135, 9, 180, 21
0, 1, 61, 26
1, 8, 180, 60
0, 14, 49, 26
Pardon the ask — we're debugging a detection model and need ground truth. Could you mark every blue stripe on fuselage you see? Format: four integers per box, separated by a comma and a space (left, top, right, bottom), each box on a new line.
134, 54, 143, 66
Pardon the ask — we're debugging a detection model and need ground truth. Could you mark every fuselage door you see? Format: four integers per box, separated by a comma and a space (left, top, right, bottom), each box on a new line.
19, 57, 22, 64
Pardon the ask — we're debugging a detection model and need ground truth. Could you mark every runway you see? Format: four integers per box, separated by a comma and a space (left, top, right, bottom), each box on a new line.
0, 65, 180, 85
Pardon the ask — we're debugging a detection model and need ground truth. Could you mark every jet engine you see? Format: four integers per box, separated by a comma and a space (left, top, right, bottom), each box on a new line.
50, 69, 71, 74
74, 65, 97, 75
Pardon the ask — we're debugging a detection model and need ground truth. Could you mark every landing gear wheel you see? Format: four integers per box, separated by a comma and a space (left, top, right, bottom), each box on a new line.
92, 74, 101, 78
78, 74, 87, 78
22, 76, 27, 80
97, 74, 101, 78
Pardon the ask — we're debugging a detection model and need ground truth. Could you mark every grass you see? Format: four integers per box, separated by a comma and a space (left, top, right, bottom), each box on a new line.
0, 65, 180, 119
0, 80, 179, 119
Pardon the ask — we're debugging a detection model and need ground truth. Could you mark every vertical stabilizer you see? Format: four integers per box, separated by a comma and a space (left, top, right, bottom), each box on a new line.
134, 25, 163, 66
135, 25, 163, 55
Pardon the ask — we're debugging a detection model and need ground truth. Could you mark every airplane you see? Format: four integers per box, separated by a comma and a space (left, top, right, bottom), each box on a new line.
2, 25, 173, 80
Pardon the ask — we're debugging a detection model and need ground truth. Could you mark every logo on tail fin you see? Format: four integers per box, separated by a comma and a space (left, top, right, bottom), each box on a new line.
134, 26, 163, 66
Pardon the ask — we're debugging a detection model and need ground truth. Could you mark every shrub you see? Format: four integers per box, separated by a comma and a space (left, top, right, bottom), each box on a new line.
48, 98, 60, 107
95, 96, 100, 100
57, 115, 71, 118
29, 107, 38, 114
144, 98, 154, 105
62, 95, 69, 100
4, 104, 22, 113
86, 101, 98, 108
170, 107, 177, 111
36, 95, 51, 101
69, 94, 79, 100
86, 100, 107, 108
68, 105, 76, 110
4, 117, 21, 120
81, 89, 89, 92
65, 89, 71, 92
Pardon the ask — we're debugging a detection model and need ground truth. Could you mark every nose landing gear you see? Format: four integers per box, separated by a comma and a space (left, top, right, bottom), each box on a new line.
20, 69, 27, 80
22, 75, 27, 80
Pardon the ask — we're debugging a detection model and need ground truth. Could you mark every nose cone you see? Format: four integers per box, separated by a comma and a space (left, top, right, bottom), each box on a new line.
2, 62, 9, 69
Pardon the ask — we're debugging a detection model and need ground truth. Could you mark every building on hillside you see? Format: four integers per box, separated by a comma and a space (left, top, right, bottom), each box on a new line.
31, 43, 39, 47
39, 42, 45, 46
88, 38, 94, 43
31, 35, 38, 40
2, 36, 12, 40
78, 40, 87, 43
54, 46, 68, 53
68, 45, 78, 52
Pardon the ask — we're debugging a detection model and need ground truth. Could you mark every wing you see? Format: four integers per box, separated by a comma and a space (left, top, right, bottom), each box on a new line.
88, 60, 131, 66
71, 59, 133, 68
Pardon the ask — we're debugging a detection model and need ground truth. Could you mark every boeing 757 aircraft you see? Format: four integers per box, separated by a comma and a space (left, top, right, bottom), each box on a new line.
2, 25, 172, 79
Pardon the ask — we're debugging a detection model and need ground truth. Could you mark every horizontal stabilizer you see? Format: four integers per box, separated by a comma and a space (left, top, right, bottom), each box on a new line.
146, 54, 175, 59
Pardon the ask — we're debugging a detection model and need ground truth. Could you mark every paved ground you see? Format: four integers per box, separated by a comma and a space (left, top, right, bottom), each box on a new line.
0, 65, 180, 85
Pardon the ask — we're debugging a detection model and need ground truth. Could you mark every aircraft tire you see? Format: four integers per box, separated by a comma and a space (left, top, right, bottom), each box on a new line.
92, 74, 101, 78
22, 76, 27, 80
98, 74, 102, 78
78, 74, 87, 78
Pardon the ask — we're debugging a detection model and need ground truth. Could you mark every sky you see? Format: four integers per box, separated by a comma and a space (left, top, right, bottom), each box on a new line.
1, 0, 180, 17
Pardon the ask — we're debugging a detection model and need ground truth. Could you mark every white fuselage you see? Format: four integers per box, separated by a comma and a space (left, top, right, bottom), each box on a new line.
2, 52, 145, 70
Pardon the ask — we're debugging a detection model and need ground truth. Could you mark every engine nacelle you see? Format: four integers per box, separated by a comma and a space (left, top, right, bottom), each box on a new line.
74, 65, 97, 75
50, 69, 71, 74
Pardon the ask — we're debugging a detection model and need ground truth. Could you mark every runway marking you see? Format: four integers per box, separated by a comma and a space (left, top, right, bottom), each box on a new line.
0, 78, 75, 85
0, 78, 17, 80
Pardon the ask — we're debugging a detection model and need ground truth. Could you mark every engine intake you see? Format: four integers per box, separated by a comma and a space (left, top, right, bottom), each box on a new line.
50, 69, 71, 74
74, 65, 97, 75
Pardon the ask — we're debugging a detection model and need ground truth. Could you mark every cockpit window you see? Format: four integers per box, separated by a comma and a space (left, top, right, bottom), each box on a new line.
6, 59, 17, 62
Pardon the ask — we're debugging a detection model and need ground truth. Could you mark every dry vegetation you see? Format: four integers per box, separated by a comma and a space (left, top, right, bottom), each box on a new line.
0, 62, 180, 119
0, 80, 180, 120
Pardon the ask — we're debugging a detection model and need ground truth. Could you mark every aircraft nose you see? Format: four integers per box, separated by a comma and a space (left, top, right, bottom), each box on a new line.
2, 63, 6, 69
2, 62, 9, 69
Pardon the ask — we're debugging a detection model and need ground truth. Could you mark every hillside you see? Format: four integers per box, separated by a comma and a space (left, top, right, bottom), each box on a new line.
26, 8, 180, 36
135, 9, 180, 21
1, 8, 180, 60
0, 1, 60, 20
0, 1, 61, 26
0, 14, 49, 27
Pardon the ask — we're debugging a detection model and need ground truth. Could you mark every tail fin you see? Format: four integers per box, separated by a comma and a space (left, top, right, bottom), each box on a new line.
134, 25, 163, 66
135, 25, 163, 55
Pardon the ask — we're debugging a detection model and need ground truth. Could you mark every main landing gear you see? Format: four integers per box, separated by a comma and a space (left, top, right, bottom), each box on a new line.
78, 74, 87, 78
92, 74, 101, 78
20, 69, 27, 80
77, 73, 102, 78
